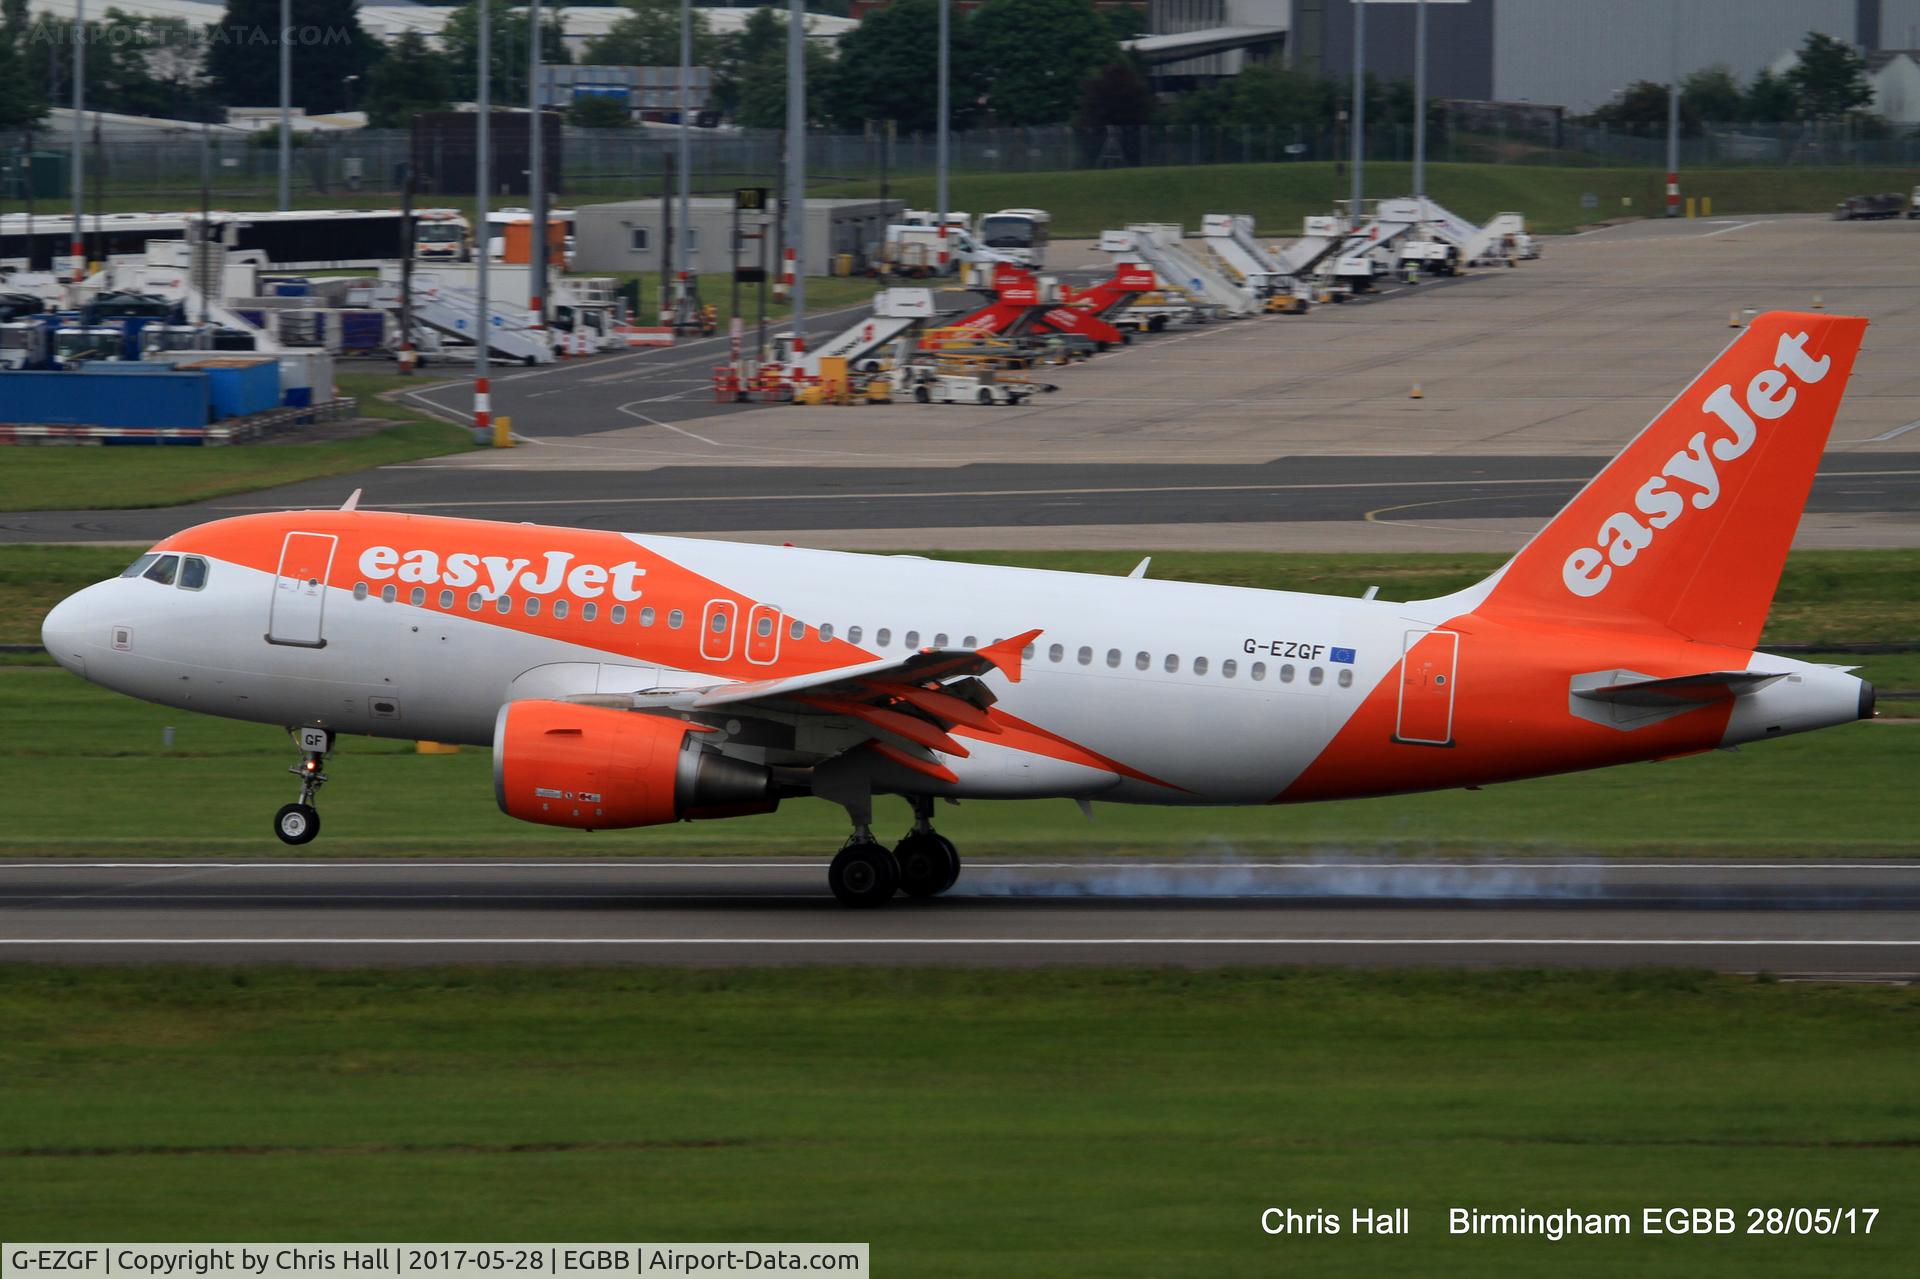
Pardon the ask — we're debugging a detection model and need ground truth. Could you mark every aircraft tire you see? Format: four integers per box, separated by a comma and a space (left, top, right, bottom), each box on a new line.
274, 803, 320, 846
895, 832, 959, 898
829, 842, 900, 907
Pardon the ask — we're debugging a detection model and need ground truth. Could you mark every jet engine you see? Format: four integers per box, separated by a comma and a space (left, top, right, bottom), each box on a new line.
493, 700, 775, 830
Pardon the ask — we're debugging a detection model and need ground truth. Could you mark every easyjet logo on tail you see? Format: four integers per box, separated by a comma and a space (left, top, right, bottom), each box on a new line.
1561, 330, 1831, 599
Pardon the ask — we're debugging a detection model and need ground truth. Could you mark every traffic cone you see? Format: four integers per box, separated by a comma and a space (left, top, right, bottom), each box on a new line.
1410, 383, 1424, 399
1813, 292, 1825, 310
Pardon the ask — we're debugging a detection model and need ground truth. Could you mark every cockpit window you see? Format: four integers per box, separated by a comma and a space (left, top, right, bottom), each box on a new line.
179, 556, 208, 591
120, 553, 159, 579
141, 555, 180, 586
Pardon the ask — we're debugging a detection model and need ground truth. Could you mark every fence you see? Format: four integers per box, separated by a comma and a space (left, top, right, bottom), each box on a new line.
7, 118, 1920, 210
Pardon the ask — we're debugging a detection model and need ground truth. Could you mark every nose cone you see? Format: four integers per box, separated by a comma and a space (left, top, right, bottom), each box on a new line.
41, 589, 92, 677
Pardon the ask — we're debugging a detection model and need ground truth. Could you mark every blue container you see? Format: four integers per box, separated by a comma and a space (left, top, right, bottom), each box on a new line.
340, 310, 385, 350
285, 386, 313, 408
192, 359, 281, 418
0, 369, 209, 428
272, 280, 311, 297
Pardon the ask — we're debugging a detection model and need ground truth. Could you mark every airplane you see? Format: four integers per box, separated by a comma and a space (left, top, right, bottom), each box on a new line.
40, 311, 1876, 906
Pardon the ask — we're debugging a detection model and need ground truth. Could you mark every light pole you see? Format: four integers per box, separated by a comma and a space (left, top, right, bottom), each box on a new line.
529, 0, 547, 336
474, 0, 492, 442
278, 0, 291, 209
786, 0, 805, 357
677, 0, 692, 318
936, 0, 949, 226
1665, 1, 1681, 217
70, 0, 84, 280
1350, 0, 1365, 213
1412, 0, 1426, 200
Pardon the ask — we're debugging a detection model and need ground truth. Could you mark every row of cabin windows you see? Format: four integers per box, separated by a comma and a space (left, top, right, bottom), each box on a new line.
348, 585, 1356, 687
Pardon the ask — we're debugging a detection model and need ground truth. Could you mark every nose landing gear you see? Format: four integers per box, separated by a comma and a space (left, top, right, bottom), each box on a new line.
274, 726, 332, 846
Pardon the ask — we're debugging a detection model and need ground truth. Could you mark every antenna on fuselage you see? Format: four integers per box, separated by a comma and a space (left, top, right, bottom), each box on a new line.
340, 488, 363, 512
1127, 557, 1151, 579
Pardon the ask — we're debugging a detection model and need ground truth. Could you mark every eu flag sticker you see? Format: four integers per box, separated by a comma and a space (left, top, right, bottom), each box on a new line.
1330, 647, 1356, 664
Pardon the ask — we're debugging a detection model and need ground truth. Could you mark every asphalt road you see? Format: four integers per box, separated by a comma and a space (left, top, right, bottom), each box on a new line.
7, 454, 1920, 544
4, 859, 1916, 974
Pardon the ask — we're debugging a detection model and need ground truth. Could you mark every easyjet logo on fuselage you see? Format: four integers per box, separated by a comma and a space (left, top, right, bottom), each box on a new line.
358, 545, 648, 601
1561, 330, 1831, 598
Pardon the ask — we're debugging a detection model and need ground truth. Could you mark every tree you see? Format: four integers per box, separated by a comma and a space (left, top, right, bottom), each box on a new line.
568, 94, 630, 128
362, 31, 453, 128
440, 0, 572, 103
1587, 79, 1697, 135
727, 10, 837, 130
972, 0, 1119, 126
827, 0, 983, 133
1075, 58, 1154, 131
1682, 65, 1745, 122
583, 0, 719, 67
206, 0, 382, 113
1744, 68, 1798, 122
1, 0, 49, 129
1786, 30, 1873, 119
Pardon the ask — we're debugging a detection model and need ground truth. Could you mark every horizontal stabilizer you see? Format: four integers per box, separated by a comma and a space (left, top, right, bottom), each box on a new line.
1573, 670, 1784, 708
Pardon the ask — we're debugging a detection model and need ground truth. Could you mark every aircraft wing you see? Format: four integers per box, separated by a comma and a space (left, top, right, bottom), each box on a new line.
591, 629, 1042, 782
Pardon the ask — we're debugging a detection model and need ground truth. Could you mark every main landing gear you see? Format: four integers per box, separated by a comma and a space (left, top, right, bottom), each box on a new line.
826, 796, 962, 907
274, 726, 332, 846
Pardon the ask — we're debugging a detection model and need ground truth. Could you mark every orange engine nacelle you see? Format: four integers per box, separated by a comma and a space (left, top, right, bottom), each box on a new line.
493, 700, 775, 830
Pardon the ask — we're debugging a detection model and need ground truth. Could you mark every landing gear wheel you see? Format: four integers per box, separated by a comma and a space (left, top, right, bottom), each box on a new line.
274, 802, 320, 845
829, 841, 900, 907
895, 831, 960, 898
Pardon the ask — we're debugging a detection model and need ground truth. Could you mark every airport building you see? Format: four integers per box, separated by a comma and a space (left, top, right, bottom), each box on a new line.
571, 198, 904, 277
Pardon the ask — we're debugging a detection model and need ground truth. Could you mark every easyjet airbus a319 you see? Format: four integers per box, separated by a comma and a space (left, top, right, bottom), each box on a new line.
42, 312, 1876, 904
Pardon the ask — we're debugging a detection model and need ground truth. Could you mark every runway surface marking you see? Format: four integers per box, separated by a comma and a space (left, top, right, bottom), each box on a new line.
4, 937, 1915, 947
1868, 418, 1920, 442
7, 861, 1916, 871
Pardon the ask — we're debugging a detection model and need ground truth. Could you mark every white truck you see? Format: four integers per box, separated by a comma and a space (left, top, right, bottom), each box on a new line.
881, 224, 1021, 277
892, 364, 1032, 405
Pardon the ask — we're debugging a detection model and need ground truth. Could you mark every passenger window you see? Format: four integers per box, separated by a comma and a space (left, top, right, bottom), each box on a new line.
905, 630, 921, 649
1337, 668, 1354, 688
120, 553, 160, 579
820, 623, 835, 641
711, 610, 728, 634
1134, 651, 1150, 671
1164, 654, 1180, 673
1222, 659, 1238, 678
1280, 664, 1294, 683
1107, 649, 1121, 668
639, 606, 655, 626
1251, 661, 1267, 680
179, 557, 208, 591
1193, 656, 1209, 675
143, 555, 180, 586
1309, 666, 1324, 686
381, 584, 397, 603
668, 610, 684, 629
878, 628, 893, 647
1048, 643, 1064, 662
438, 589, 453, 609
495, 595, 512, 615
582, 602, 598, 622
410, 586, 426, 606
553, 599, 569, 619
848, 625, 863, 644
525, 598, 541, 617
354, 582, 369, 601
468, 592, 483, 611
611, 605, 627, 624
934, 633, 949, 647
963, 635, 978, 648
788, 619, 803, 640
1077, 646, 1092, 665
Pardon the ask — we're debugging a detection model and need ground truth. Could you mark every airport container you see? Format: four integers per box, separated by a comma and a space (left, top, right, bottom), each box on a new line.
0, 368, 209, 427
276, 348, 334, 408
174, 357, 280, 418
339, 310, 386, 353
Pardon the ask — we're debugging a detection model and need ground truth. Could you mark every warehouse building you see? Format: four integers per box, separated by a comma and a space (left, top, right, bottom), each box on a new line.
572, 198, 903, 277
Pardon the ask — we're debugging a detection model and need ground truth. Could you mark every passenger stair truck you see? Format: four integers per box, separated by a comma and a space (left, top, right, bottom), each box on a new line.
1099, 225, 1257, 317
102, 239, 283, 352
1314, 199, 1428, 295
376, 270, 554, 365
1033, 264, 1155, 346
1415, 199, 1537, 265
1196, 214, 1307, 310
933, 266, 1069, 346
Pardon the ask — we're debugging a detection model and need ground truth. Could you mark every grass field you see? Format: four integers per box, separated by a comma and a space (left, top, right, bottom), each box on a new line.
2, 546, 1914, 858
0, 371, 469, 513
842, 161, 1920, 238
3, 965, 1915, 1275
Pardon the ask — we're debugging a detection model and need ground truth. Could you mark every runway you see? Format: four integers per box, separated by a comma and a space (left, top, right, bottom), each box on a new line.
3, 859, 1917, 975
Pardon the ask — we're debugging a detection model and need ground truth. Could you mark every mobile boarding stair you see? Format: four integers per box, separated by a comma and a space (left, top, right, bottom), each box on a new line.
797, 287, 940, 376
1415, 199, 1537, 266
1311, 199, 1431, 295
380, 273, 555, 365
1197, 214, 1309, 312
1098, 225, 1258, 317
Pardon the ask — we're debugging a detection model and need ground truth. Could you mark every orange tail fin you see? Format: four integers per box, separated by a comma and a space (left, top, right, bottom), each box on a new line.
1470, 311, 1866, 649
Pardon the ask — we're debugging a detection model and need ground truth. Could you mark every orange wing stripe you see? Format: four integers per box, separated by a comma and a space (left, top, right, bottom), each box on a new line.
867, 741, 960, 784
798, 695, 971, 758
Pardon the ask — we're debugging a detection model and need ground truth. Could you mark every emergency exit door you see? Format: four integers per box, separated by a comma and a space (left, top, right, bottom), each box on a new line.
267, 531, 337, 648
1394, 629, 1458, 746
